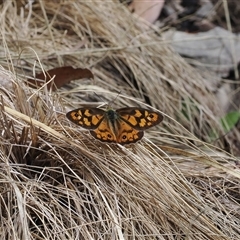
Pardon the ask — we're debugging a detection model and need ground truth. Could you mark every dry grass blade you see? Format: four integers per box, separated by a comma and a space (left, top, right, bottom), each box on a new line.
0, 1, 240, 240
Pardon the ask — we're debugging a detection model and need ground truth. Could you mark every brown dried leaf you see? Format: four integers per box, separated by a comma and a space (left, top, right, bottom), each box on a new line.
27, 66, 93, 91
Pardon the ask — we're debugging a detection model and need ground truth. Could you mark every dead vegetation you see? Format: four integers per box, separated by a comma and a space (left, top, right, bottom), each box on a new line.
0, 1, 240, 239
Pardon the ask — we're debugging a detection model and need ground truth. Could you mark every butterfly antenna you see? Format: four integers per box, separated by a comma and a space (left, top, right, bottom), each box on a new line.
93, 91, 121, 109
108, 91, 121, 108
93, 92, 107, 108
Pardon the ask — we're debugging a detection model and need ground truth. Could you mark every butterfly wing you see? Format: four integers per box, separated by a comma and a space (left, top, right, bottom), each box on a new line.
90, 117, 117, 143
66, 108, 105, 129
116, 107, 163, 130
66, 107, 163, 145
116, 120, 144, 144
90, 109, 145, 144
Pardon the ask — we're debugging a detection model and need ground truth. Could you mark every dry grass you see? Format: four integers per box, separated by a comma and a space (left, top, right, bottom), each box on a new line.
0, 1, 240, 239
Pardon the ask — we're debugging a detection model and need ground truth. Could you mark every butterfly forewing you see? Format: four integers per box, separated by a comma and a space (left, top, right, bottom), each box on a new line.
116, 107, 163, 130
66, 108, 105, 129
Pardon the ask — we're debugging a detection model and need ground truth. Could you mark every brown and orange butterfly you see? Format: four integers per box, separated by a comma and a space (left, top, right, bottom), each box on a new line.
66, 107, 163, 145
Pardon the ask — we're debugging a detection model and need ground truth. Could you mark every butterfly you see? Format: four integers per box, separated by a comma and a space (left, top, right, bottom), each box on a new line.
66, 107, 163, 145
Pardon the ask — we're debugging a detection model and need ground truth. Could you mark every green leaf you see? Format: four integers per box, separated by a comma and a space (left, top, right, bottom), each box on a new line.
220, 111, 240, 132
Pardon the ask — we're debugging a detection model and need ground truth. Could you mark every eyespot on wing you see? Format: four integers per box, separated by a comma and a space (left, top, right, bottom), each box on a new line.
90, 118, 117, 143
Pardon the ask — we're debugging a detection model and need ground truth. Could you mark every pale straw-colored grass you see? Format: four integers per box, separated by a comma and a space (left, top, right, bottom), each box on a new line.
0, 1, 239, 239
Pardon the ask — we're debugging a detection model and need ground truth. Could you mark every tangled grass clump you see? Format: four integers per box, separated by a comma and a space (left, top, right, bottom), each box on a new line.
0, 1, 240, 239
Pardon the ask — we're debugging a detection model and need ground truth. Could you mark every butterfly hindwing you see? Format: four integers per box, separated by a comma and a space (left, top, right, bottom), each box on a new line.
66, 108, 105, 129
116, 107, 163, 130
90, 118, 117, 143
90, 113, 144, 144
116, 120, 144, 144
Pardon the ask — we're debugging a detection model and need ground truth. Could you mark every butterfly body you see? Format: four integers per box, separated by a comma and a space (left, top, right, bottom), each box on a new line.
66, 107, 163, 144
